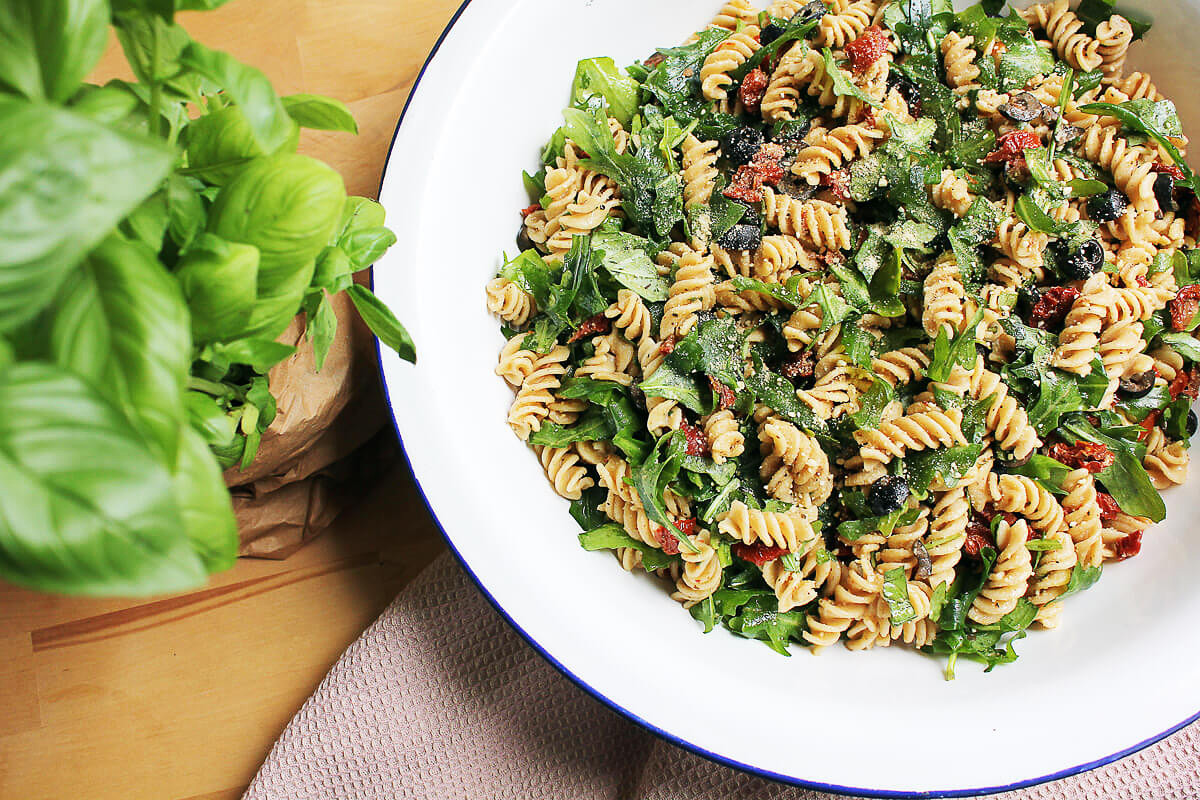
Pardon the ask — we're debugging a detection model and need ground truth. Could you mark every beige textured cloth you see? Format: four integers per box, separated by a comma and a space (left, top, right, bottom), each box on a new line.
244, 552, 1200, 800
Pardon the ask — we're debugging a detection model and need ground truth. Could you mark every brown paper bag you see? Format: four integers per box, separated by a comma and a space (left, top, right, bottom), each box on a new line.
225, 289, 396, 559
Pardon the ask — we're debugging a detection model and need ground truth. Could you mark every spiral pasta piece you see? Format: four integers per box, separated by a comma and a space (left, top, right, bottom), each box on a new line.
803, 557, 881, 650
1021, 0, 1103, 71
759, 418, 833, 505
922, 255, 968, 338
941, 32, 980, 93
754, 235, 812, 282
485, 277, 536, 326
661, 250, 716, 341
508, 345, 570, 440
762, 557, 819, 613
671, 531, 723, 608
1077, 123, 1160, 214
968, 519, 1033, 625
925, 488, 968, 589
717, 501, 818, 553
930, 169, 974, 217
534, 444, 595, 501
681, 134, 720, 210
710, 0, 758, 31
1095, 14, 1134, 78
793, 123, 887, 184
1144, 427, 1190, 490
871, 347, 931, 388
575, 335, 634, 386
855, 408, 967, 466
1027, 527, 1078, 629
701, 26, 761, 101
814, 1, 875, 49
985, 473, 1065, 538
495, 332, 538, 389
1052, 274, 1112, 376
704, 409, 745, 464
1061, 468, 1104, 569
763, 189, 852, 250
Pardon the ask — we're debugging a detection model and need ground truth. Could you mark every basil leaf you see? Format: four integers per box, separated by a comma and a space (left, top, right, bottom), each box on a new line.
1160, 332, 1200, 362
180, 41, 295, 152
1076, 0, 1152, 39
46, 236, 191, 462
1007, 455, 1073, 494
0, 364, 205, 596
282, 93, 359, 134
0, 100, 174, 333
176, 233, 260, 344
0, 0, 109, 102
1060, 417, 1165, 521
211, 338, 296, 373
347, 284, 417, 364
174, 426, 238, 572
1059, 564, 1102, 599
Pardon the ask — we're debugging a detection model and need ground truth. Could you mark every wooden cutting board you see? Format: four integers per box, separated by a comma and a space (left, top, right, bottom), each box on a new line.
0, 2, 457, 797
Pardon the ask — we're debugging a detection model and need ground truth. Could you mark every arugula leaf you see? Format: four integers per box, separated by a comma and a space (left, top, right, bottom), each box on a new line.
906, 444, 986, 494
1080, 101, 1196, 190
674, 316, 744, 390
1060, 417, 1165, 521
529, 407, 615, 448
838, 506, 921, 542
629, 431, 696, 551
996, 25, 1055, 92
1008, 455, 1073, 494
729, 276, 807, 308
850, 379, 896, 429
569, 486, 609, 531
1160, 332, 1200, 361
1058, 564, 1103, 600
571, 57, 640, 127
820, 48, 882, 109
1015, 194, 1077, 236
578, 523, 678, 571
592, 228, 669, 302
882, 567, 917, 624
927, 308, 986, 382
499, 249, 556, 309
725, 594, 806, 656
1077, 0, 1152, 41
1116, 385, 1172, 423
745, 359, 829, 437
642, 29, 739, 139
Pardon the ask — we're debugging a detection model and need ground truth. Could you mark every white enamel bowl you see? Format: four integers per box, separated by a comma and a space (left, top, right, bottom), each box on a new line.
373, 1, 1200, 795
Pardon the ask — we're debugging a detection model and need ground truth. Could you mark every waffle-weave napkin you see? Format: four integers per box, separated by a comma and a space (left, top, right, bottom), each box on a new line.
244, 552, 1200, 800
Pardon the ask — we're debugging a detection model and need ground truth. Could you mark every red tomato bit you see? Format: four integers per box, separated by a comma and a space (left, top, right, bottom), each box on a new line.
1049, 441, 1115, 474
983, 130, 1043, 165
656, 526, 681, 555
739, 67, 770, 115
520, 203, 541, 218
659, 334, 679, 355
1029, 286, 1079, 331
1111, 530, 1144, 561
1168, 367, 1200, 401
1095, 492, 1122, 522
708, 374, 737, 410
567, 313, 612, 343
964, 518, 995, 557
675, 518, 698, 538
820, 168, 852, 202
1138, 411, 1161, 442
780, 350, 816, 381
723, 165, 765, 203
679, 421, 711, 457
845, 26, 889, 75
1168, 285, 1200, 331
1152, 162, 1186, 180
749, 143, 787, 186
732, 541, 790, 567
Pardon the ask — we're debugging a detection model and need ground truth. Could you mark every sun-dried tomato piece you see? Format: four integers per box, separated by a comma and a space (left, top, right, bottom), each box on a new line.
821, 168, 852, 201
983, 130, 1043, 164
675, 518, 698, 538
723, 165, 765, 203
520, 203, 540, 218
1153, 162, 1186, 180
567, 313, 612, 343
1168, 284, 1200, 331
656, 526, 681, 555
1029, 286, 1079, 330
1167, 367, 1200, 401
708, 374, 737, 410
964, 518, 995, 557
1138, 410, 1161, 442
1049, 441, 1115, 474
781, 350, 816, 381
659, 334, 679, 355
1135, 275, 1150, 288
679, 420, 710, 457
749, 143, 787, 186
1095, 492, 1122, 522
739, 67, 770, 115
1111, 530, 1144, 561
732, 541, 790, 567
846, 25, 889, 75
644, 52, 666, 68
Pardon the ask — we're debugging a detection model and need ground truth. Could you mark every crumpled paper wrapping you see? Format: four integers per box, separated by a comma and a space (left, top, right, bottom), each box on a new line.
225, 288, 395, 559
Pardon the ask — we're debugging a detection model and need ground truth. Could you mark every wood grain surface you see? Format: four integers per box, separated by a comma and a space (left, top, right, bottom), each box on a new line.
0, 1, 459, 797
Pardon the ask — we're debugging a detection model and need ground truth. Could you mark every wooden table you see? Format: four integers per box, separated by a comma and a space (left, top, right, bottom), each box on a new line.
0, 2, 458, 797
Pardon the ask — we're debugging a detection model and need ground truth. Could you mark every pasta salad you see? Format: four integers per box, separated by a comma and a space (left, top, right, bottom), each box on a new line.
485, 0, 1198, 676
